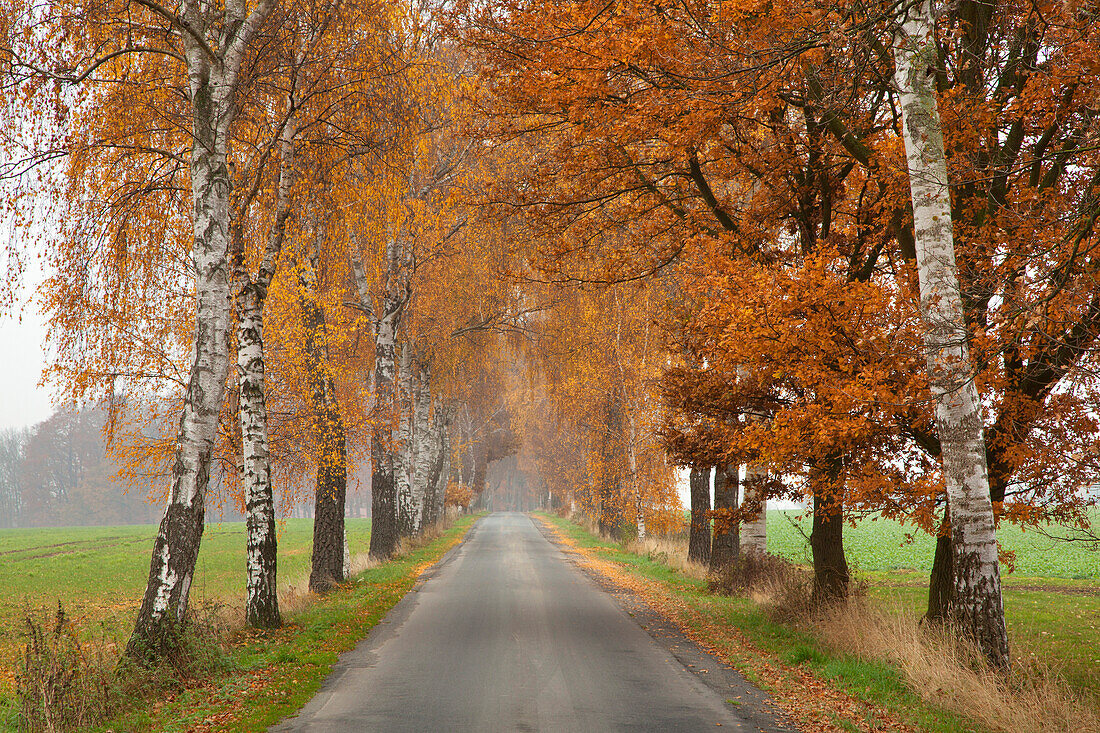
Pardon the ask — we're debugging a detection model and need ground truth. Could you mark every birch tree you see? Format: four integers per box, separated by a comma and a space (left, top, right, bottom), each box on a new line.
116, 0, 280, 660
232, 103, 296, 627
892, 0, 1009, 668
740, 462, 766, 555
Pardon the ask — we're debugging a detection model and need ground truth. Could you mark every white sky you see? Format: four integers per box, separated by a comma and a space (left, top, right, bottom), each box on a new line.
0, 270, 55, 430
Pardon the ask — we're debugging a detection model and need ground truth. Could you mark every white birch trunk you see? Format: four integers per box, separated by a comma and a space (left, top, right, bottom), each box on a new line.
351, 232, 407, 559
395, 345, 415, 537
409, 360, 433, 534
128, 0, 278, 659
236, 287, 280, 627
893, 1, 1009, 668
741, 463, 767, 555
368, 304, 400, 557
432, 406, 452, 523
237, 107, 296, 628
626, 407, 645, 540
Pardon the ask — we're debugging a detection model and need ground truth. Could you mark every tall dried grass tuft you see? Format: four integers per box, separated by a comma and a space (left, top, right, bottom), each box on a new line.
17, 603, 112, 733
16, 600, 234, 732
814, 600, 1100, 733
624, 535, 710, 580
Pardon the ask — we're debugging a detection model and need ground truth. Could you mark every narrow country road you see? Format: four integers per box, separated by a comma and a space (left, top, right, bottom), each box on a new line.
271, 513, 788, 732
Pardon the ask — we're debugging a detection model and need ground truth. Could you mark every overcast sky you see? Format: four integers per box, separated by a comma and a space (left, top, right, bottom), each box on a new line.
0, 312, 54, 430
0, 255, 57, 431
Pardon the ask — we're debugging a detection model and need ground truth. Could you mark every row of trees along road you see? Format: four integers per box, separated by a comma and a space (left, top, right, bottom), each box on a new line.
454, 0, 1100, 670
0, 0, 1095, 671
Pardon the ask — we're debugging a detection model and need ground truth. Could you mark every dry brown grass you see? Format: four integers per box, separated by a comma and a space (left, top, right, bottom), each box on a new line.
624, 535, 712, 581
813, 599, 1100, 733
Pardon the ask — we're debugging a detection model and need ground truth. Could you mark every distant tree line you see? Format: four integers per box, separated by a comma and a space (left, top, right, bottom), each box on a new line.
0, 407, 162, 528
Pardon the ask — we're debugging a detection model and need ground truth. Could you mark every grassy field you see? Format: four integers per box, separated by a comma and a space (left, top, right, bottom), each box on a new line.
0, 518, 372, 694
763, 509, 1099, 580
765, 510, 1100, 697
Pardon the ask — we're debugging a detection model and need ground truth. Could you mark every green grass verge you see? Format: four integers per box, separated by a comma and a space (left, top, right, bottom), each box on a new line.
537, 512, 999, 732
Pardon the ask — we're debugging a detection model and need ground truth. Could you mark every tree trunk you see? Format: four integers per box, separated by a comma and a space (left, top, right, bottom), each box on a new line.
423, 401, 451, 527
709, 463, 739, 573
433, 406, 453, 523
299, 251, 347, 593
408, 358, 433, 534
894, 2, 1009, 668
236, 282, 280, 627
809, 453, 848, 605
234, 102, 296, 628
395, 346, 416, 537
598, 395, 624, 540
741, 462, 767, 555
458, 405, 474, 486
471, 439, 489, 498
688, 466, 712, 564
626, 407, 645, 540
925, 511, 954, 623
127, 21, 269, 657
368, 305, 401, 560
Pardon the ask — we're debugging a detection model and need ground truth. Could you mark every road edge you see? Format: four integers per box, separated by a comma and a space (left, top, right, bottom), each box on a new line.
530, 513, 800, 733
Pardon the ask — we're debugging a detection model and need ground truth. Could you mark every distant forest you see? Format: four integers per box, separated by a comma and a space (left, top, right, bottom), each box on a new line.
0, 407, 372, 529
0, 407, 165, 528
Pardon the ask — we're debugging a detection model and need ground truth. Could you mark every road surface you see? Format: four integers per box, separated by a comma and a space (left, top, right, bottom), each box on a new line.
271, 512, 785, 732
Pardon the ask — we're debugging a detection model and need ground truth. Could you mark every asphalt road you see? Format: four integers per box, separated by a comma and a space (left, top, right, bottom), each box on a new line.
271, 512, 772, 732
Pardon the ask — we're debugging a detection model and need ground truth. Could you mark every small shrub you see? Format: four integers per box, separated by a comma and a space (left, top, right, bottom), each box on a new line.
116, 602, 235, 692
17, 603, 112, 733
708, 552, 800, 595
646, 549, 670, 565
444, 481, 474, 510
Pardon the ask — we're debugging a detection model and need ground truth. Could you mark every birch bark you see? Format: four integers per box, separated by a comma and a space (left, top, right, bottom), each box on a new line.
741, 462, 767, 555
395, 346, 416, 537
429, 405, 453, 524
236, 284, 280, 625
368, 292, 402, 559
128, 0, 278, 661
893, 0, 1009, 668
348, 230, 407, 559
408, 360, 433, 534
235, 106, 296, 628
625, 407, 645, 540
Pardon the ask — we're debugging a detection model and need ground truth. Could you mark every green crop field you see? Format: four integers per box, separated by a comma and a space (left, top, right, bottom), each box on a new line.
763, 509, 1100, 580
762, 510, 1100, 698
0, 518, 371, 693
